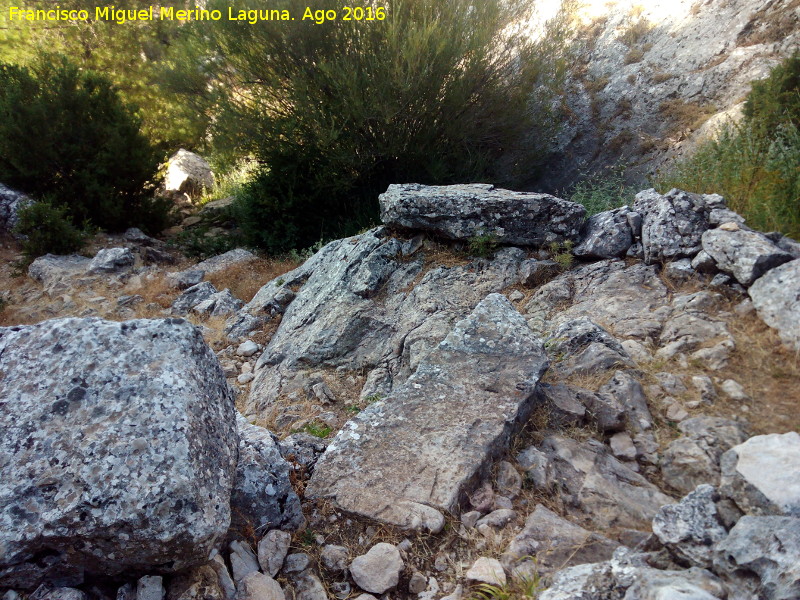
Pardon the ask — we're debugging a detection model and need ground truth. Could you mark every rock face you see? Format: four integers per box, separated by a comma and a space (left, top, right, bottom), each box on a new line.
163, 149, 215, 199
0, 318, 239, 588
305, 294, 548, 531
573, 206, 634, 259
379, 183, 585, 246
28, 254, 91, 295
0, 183, 31, 232
749, 259, 800, 351
719, 432, 800, 517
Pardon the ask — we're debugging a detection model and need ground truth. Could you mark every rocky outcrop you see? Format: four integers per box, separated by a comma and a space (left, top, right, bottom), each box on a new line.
701, 226, 793, 286
0, 183, 31, 232
379, 183, 585, 246
163, 149, 215, 199
304, 294, 548, 531
28, 254, 92, 295
86, 247, 135, 275
0, 318, 238, 588
573, 205, 635, 259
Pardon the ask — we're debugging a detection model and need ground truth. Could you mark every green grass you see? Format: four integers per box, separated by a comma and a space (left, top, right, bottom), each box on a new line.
568, 166, 635, 216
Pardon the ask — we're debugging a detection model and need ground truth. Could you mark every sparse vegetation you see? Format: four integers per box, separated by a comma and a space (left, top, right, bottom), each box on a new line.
616, 17, 652, 47
568, 166, 636, 215
658, 99, 717, 131
14, 200, 90, 261
468, 231, 500, 258
656, 53, 800, 238
624, 47, 645, 64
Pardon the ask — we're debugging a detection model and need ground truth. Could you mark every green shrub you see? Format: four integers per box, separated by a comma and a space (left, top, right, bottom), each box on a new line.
14, 200, 90, 259
468, 231, 500, 258
655, 53, 800, 238
0, 56, 166, 233
569, 166, 635, 215
206, 0, 575, 252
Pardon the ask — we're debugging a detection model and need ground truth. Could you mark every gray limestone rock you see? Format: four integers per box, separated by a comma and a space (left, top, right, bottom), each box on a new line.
545, 318, 634, 377
573, 206, 633, 259
714, 516, 800, 600
257, 530, 291, 578
534, 383, 587, 429
235, 572, 285, 600
87, 247, 135, 274
379, 183, 585, 246
519, 259, 561, 287
465, 557, 505, 588
321, 545, 349, 573
0, 318, 238, 589
163, 149, 215, 199
137, 576, 165, 600
171, 282, 218, 315
167, 270, 205, 290
598, 370, 653, 433
749, 258, 800, 351
349, 543, 403, 595
193, 289, 244, 317
28, 254, 91, 294
652, 485, 727, 568
167, 564, 225, 600
660, 416, 749, 495
701, 228, 792, 286
633, 188, 723, 264
502, 504, 618, 576
231, 415, 303, 539
305, 294, 548, 531
516, 446, 554, 490
194, 249, 256, 275
540, 436, 673, 530
230, 541, 260, 583
719, 432, 800, 517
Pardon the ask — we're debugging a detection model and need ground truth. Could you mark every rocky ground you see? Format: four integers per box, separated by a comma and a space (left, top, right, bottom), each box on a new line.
1, 184, 799, 600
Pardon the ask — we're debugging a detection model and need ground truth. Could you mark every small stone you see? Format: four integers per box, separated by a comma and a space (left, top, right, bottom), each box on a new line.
495, 461, 522, 498
258, 530, 292, 577
330, 582, 351, 599
210, 554, 237, 600
237, 340, 259, 357
235, 572, 285, 600
665, 403, 689, 422
691, 375, 717, 404
311, 382, 336, 404
321, 545, 349, 573
238, 372, 255, 385
461, 511, 482, 529
137, 576, 164, 600
609, 432, 637, 461
720, 379, 750, 401
516, 446, 553, 490
409, 572, 427, 594
493, 496, 513, 510
350, 543, 404, 594
476, 509, 516, 530
284, 553, 311, 574
352, 596, 377, 600
465, 557, 506, 588
230, 541, 260, 582
508, 290, 525, 302
221, 361, 238, 378
439, 585, 463, 600
621, 339, 651, 364
655, 372, 687, 395
469, 482, 495, 513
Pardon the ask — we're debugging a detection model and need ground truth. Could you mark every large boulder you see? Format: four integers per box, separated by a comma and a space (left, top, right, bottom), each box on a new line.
632, 188, 724, 264
163, 149, 215, 199
0, 183, 31, 232
701, 227, 793, 286
304, 294, 549, 532
573, 206, 635, 259
0, 317, 239, 588
749, 258, 800, 351
379, 183, 585, 246
719, 432, 800, 517
27, 254, 91, 295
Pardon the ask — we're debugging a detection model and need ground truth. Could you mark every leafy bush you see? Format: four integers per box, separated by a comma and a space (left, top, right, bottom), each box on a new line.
14, 200, 89, 259
0, 56, 167, 233
569, 166, 635, 215
655, 53, 800, 238
205, 0, 574, 252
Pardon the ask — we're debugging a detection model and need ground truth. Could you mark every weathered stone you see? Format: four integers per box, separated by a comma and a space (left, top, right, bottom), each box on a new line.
209, 554, 236, 600
749, 258, 800, 351
539, 436, 673, 530
171, 281, 218, 315
31, 588, 87, 600
692, 249, 717, 273
609, 432, 637, 461
235, 572, 285, 600
519, 259, 561, 287
545, 318, 633, 377
719, 432, 800, 517
516, 446, 554, 490
193, 289, 244, 317
495, 462, 522, 499
720, 379, 749, 401
573, 206, 633, 259
194, 249, 256, 275
229, 541, 260, 583
257, 530, 291, 578
664, 258, 696, 282
0, 183, 31, 232
598, 370, 653, 432
714, 516, 800, 600
231, 415, 303, 539
379, 183, 585, 246
137, 576, 165, 600
87, 247, 135, 274
502, 505, 618, 576
164, 149, 215, 199
652, 485, 727, 568
238, 340, 259, 357
633, 188, 723, 264
290, 571, 327, 600
320, 545, 349, 573
28, 254, 91, 294
0, 318, 238, 589
305, 294, 548, 531
465, 557, 506, 588
476, 509, 516, 530
660, 416, 748, 495
350, 543, 403, 595
408, 571, 427, 594
525, 260, 669, 340
701, 228, 792, 286
534, 383, 587, 428
283, 553, 310, 574
167, 269, 205, 290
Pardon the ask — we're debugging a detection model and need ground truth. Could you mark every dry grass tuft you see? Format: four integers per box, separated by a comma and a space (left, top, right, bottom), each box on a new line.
659, 99, 717, 131
207, 256, 301, 303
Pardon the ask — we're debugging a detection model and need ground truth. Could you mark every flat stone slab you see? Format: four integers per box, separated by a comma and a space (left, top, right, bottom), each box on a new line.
379, 183, 585, 246
305, 294, 548, 531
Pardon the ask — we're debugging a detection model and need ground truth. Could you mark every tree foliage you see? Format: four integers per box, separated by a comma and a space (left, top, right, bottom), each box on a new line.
202, 0, 574, 252
0, 57, 168, 232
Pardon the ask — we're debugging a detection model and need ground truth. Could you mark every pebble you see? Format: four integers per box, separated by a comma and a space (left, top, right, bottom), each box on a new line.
237, 340, 259, 357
